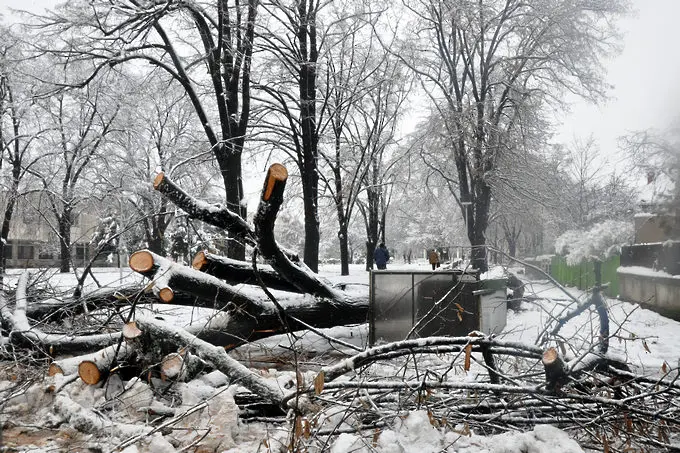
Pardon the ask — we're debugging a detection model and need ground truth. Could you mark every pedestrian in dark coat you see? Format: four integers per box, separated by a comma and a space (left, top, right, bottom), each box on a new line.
374, 243, 390, 270
428, 249, 440, 271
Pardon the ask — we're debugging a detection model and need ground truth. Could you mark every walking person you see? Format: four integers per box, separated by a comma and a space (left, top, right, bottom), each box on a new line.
428, 249, 440, 271
374, 242, 390, 270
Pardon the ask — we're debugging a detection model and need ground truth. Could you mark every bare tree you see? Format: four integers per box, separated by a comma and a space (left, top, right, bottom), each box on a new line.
252, 0, 333, 272
316, 10, 410, 274
31, 0, 259, 260
621, 126, 680, 212
395, 0, 628, 271
34, 76, 122, 272
0, 29, 44, 278
109, 78, 210, 256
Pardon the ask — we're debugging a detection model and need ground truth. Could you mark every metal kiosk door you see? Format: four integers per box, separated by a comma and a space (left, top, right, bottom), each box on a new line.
414, 273, 478, 337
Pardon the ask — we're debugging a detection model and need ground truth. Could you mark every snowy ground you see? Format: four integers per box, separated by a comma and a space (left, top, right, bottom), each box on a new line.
1, 261, 679, 452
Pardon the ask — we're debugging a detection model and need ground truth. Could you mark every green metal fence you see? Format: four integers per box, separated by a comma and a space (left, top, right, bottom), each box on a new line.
550, 255, 619, 297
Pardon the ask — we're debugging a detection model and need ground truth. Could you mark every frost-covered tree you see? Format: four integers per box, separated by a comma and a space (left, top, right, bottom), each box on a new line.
555, 219, 633, 265
622, 125, 680, 213
398, 0, 628, 271
32, 0, 259, 260
0, 28, 45, 277
315, 9, 411, 275
34, 72, 123, 272
108, 76, 210, 256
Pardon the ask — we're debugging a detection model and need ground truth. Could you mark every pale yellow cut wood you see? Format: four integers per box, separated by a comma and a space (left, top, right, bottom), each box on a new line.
153, 172, 165, 189
158, 287, 174, 303
128, 250, 155, 273
78, 360, 102, 385
542, 347, 559, 365
48, 363, 63, 376
123, 321, 143, 340
192, 250, 208, 271
263, 163, 288, 201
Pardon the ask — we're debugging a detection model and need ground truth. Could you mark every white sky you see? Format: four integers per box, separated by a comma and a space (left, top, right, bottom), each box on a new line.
1, 0, 678, 163
555, 0, 680, 159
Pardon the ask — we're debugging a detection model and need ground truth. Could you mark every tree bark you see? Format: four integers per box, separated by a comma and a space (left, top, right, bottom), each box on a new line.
214, 142, 247, 261
58, 208, 72, 273
78, 342, 134, 385
542, 347, 567, 394
133, 317, 285, 405
192, 250, 302, 293
154, 172, 256, 247
297, 0, 321, 273
129, 249, 366, 348
338, 227, 350, 276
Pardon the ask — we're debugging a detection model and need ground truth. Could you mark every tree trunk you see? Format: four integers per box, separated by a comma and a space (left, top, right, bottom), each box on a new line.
147, 232, 164, 255
302, 178, 320, 273
147, 207, 170, 255
507, 237, 517, 258
338, 226, 349, 276
468, 182, 491, 273
215, 143, 247, 261
364, 158, 380, 271
365, 240, 375, 272
59, 208, 72, 273
332, 151, 350, 276
192, 250, 302, 293
298, 1, 320, 273
0, 189, 17, 279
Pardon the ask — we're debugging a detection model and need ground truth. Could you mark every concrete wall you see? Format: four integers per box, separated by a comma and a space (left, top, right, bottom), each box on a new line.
618, 268, 680, 320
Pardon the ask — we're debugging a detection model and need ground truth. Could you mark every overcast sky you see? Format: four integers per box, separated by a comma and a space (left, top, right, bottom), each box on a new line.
1, 0, 678, 162
555, 0, 680, 160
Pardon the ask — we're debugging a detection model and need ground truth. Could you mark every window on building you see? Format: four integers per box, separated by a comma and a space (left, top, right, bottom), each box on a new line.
18, 245, 34, 260
4, 244, 13, 259
75, 244, 87, 260
38, 250, 54, 260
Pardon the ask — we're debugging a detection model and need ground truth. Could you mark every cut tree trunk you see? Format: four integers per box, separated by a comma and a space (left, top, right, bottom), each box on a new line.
154, 171, 301, 263
130, 250, 266, 309
154, 172, 256, 248
1, 271, 120, 355
192, 250, 302, 293
78, 342, 134, 385
160, 350, 210, 381
542, 347, 568, 393
130, 249, 368, 348
133, 317, 285, 405
253, 164, 341, 300
133, 164, 367, 348
48, 342, 131, 378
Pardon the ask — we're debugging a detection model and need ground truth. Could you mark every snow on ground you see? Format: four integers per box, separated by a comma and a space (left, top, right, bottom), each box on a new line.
2, 260, 679, 452
329, 413, 584, 453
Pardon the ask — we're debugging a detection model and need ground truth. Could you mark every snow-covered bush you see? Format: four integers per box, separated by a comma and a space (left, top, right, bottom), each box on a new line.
554, 220, 633, 265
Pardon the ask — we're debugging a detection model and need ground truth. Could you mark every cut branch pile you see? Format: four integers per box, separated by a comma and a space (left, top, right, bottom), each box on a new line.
1, 164, 678, 452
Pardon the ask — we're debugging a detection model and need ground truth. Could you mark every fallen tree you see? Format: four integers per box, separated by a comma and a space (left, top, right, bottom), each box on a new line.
1, 164, 679, 452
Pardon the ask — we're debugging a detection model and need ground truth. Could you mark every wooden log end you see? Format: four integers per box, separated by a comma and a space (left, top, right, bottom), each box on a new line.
542, 347, 559, 366
78, 360, 102, 385
123, 321, 143, 340
192, 250, 209, 271
129, 250, 155, 273
158, 287, 174, 303
263, 163, 288, 201
153, 172, 165, 190
48, 363, 64, 376
160, 353, 184, 380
